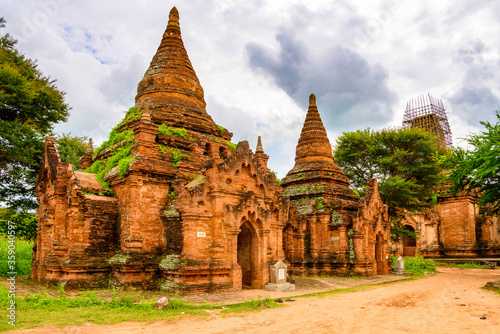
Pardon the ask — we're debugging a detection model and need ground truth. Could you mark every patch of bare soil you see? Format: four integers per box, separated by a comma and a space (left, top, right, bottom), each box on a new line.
7, 268, 500, 334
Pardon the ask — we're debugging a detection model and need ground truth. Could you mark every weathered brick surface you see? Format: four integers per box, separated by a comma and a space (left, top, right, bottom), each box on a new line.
281, 95, 391, 277
396, 191, 500, 258
32, 7, 499, 293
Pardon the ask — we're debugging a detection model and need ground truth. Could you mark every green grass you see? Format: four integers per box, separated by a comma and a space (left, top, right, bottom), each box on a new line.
0, 236, 33, 277
0, 286, 281, 331
436, 262, 488, 269
391, 255, 437, 277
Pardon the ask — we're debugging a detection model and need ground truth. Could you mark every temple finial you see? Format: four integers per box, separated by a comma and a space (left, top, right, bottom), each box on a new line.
309, 94, 316, 108
167, 7, 181, 35
141, 108, 151, 123
256, 136, 264, 154
86, 138, 93, 154
80, 138, 94, 169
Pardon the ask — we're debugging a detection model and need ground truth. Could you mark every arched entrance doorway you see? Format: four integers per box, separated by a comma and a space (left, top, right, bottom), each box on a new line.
237, 222, 256, 288
402, 225, 416, 257
375, 234, 385, 274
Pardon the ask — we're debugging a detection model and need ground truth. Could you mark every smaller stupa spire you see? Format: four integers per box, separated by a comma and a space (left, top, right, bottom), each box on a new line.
86, 138, 93, 154
80, 138, 94, 169
166, 7, 181, 36
256, 136, 264, 154
309, 93, 316, 108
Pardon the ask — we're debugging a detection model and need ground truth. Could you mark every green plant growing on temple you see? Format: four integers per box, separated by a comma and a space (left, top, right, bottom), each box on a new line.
225, 141, 237, 151
157, 124, 194, 141
166, 147, 189, 167
85, 127, 136, 191
115, 107, 142, 129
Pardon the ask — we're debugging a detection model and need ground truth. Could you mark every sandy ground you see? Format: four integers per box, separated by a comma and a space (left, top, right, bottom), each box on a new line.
7, 268, 500, 334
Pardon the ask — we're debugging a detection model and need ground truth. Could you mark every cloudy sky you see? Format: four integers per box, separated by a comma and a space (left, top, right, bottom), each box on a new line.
3, 0, 500, 177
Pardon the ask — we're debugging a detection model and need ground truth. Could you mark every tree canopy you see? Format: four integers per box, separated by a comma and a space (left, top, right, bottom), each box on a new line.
445, 111, 500, 215
56, 133, 88, 170
334, 127, 446, 219
0, 18, 70, 210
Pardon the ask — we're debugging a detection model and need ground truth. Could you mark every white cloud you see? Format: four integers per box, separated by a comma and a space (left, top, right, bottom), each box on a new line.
2, 0, 500, 178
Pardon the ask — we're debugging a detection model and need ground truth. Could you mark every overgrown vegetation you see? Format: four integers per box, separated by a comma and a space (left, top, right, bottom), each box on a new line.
158, 145, 189, 167
115, 107, 142, 129
390, 219, 417, 243
390, 255, 437, 277
86, 126, 136, 192
225, 141, 237, 151
158, 125, 194, 141
0, 236, 33, 276
435, 262, 488, 269
0, 208, 37, 241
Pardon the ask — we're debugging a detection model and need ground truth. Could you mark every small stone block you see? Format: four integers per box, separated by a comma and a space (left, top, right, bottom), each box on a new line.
154, 296, 169, 310
269, 260, 288, 284
394, 256, 407, 275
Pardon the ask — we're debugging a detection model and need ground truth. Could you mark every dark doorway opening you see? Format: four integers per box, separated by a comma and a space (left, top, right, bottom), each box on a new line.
237, 222, 253, 288
375, 234, 385, 274
402, 225, 417, 257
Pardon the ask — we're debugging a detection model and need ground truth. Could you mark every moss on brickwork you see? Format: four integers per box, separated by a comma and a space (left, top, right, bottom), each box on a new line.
159, 254, 186, 271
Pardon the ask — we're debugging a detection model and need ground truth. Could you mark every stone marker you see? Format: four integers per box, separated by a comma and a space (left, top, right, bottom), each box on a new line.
393, 256, 407, 275
154, 296, 169, 310
269, 260, 288, 284
265, 260, 295, 291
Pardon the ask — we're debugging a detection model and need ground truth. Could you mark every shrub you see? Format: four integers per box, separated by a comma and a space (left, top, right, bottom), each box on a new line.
0, 236, 33, 276
0, 208, 37, 241
391, 255, 437, 275
158, 125, 193, 141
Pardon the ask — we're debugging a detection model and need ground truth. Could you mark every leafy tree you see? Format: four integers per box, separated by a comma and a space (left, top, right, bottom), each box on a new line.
0, 18, 69, 210
0, 207, 37, 241
56, 133, 88, 170
445, 111, 500, 214
334, 127, 446, 221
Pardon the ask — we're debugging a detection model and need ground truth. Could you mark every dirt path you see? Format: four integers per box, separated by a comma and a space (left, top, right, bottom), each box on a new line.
7, 268, 500, 334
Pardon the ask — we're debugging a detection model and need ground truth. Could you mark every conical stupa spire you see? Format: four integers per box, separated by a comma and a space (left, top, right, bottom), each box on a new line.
256, 136, 264, 154
294, 94, 334, 166
166, 7, 180, 35
134, 7, 225, 139
281, 94, 351, 191
86, 138, 93, 155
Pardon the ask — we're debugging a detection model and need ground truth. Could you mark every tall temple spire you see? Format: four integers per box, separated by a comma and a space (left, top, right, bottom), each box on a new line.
134, 6, 225, 138
166, 6, 180, 35
294, 94, 334, 167
256, 136, 264, 154
282, 94, 350, 191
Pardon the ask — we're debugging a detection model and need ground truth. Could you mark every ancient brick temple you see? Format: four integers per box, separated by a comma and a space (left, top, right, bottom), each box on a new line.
32, 7, 390, 292
396, 95, 500, 258
396, 188, 500, 258
281, 95, 390, 276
